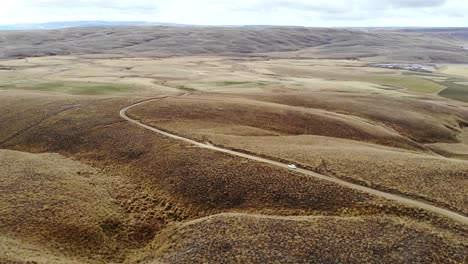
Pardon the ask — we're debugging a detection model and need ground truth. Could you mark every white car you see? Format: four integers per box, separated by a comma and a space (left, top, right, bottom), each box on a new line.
288, 164, 297, 169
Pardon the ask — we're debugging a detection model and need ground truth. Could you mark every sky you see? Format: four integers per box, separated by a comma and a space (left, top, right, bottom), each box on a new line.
0, 0, 467, 27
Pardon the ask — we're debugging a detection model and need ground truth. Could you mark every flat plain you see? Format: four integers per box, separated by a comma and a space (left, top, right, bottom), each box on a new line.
0, 27, 468, 263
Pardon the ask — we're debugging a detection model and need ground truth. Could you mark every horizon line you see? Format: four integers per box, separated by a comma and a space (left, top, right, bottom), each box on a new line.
1, 21, 468, 29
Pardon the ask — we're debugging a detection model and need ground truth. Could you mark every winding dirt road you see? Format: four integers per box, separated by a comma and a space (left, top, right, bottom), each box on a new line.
120, 96, 468, 225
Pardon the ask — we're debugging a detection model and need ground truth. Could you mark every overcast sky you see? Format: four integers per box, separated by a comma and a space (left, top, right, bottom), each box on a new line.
0, 0, 467, 27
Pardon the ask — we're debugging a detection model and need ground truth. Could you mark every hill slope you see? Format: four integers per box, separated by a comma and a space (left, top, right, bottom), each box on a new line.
0, 26, 467, 62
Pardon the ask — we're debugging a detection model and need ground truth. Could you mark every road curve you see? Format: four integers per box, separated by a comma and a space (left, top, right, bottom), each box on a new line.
120, 97, 468, 225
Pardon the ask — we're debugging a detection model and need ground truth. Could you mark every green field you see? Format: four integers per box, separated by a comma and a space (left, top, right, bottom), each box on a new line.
176, 85, 197, 92
436, 78, 468, 102
2, 82, 134, 95
372, 75, 445, 94
216, 81, 268, 87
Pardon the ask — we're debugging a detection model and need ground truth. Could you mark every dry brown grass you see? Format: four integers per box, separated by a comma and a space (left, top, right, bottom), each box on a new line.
0, 236, 85, 264
128, 93, 468, 215
0, 148, 190, 263
1, 54, 468, 263
0, 91, 384, 216
130, 95, 427, 151
2, 89, 466, 262
247, 92, 468, 144
200, 135, 468, 215
426, 127, 468, 160
0, 149, 125, 262
130, 213, 468, 264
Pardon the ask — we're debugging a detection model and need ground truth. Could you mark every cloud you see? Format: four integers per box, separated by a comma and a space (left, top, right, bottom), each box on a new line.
383, 0, 446, 8
227, 0, 452, 22
0, 0, 466, 27
27, 0, 159, 11
231, 0, 351, 13
25, 0, 449, 15
232, 0, 447, 12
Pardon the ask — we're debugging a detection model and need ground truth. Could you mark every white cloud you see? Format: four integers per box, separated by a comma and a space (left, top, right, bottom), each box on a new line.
0, 0, 466, 26
28, 0, 159, 11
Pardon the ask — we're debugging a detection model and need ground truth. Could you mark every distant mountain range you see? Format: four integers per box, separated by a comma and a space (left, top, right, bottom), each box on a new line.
0, 21, 307, 30
0, 21, 190, 30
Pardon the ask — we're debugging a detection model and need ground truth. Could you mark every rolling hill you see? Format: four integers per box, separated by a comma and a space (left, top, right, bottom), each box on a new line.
0, 26, 467, 62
